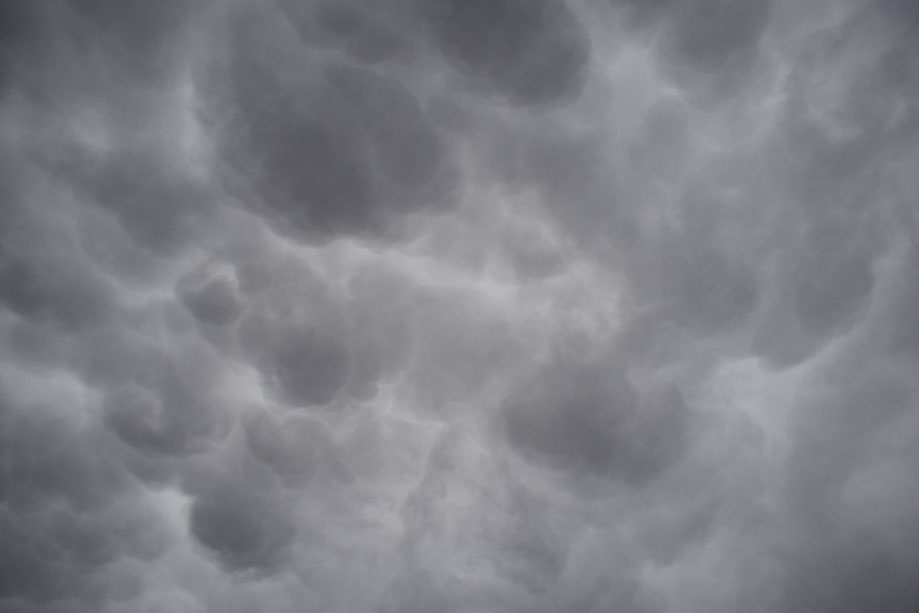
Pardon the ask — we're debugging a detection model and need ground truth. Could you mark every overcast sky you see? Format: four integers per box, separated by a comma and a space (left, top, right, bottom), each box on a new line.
1, 1, 918, 612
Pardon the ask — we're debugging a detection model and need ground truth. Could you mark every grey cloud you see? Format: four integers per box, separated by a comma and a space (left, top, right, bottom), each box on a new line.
189, 483, 296, 574
628, 95, 692, 185
884, 244, 919, 358
781, 4, 918, 174
611, 0, 772, 103
2, 0, 919, 611
0, 393, 174, 608
0, 243, 116, 333
401, 290, 525, 414
487, 118, 631, 252
239, 311, 351, 408
783, 219, 876, 338
422, 0, 591, 108
749, 2, 916, 367
775, 363, 919, 612
0, 403, 124, 514
629, 229, 760, 336
612, 0, 675, 30
396, 427, 570, 612
210, 5, 460, 244
344, 268, 417, 398
0, 188, 117, 336
70, 149, 216, 257
79, 326, 234, 458
176, 265, 242, 327
102, 376, 229, 459
659, 0, 772, 100
276, 0, 410, 65
501, 359, 688, 484
0, 1, 38, 86
68, 0, 200, 83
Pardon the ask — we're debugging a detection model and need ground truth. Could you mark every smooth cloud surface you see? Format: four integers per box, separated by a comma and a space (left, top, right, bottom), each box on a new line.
1, 1, 918, 612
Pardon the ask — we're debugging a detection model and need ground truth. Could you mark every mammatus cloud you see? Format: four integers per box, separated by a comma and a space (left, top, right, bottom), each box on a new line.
1, 0, 917, 611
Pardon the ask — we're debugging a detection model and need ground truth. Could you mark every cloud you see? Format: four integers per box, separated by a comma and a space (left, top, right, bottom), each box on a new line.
240, 312, 352, 408
501, 358, 688, 485
1, 0, 918, 611
205, 3, 460, 244
422, 0, 591, 108
189, 482, 296, 574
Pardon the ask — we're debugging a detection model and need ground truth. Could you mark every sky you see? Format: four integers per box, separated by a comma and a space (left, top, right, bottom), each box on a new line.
0, 1, 918, 612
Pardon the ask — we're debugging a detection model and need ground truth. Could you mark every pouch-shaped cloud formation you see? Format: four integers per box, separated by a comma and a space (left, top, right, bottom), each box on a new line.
1, 1, 918, 612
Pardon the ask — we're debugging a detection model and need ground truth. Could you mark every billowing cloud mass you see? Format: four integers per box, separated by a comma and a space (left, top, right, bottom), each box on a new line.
1, 0, 918, 611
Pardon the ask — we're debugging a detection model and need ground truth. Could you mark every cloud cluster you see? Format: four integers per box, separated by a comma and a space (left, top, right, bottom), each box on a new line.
1, 0, 918, 612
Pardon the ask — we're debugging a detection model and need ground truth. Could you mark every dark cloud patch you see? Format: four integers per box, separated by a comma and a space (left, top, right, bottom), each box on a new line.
269, 326, 350, 407
0, 189, 117, 335
227, 254, 384, 406
777, 363, 919, 612
780, 533, 919, 613
885, 0, 919, 26
234, 104, 379, 240
0, 509, 81, 606
786, 373, 914, 517
0, 245, 115, 333
0, 390, 174, 608
67, 0, 199, 84
176, 266, 241, 327
211, 6, 459, 244
0, 403, 125, 514
422, 0, 591, 108
884, 244, 919, 358
665, 0, 772, 104
298, 1, 407, 65
0, 0, 38, 70
240, 312, 351, 409
787, 222, 876, 339
0, 0, 36, 49
501, 360, 688, 484
189, 483, 296, 574
359, 81, 442, 192
751, 215, 886, 368
211, 9, 376, 240
0, 0, 201, 123
612, 0, 772, 103
663, 1, 770, 72
323, 63, 457, 208
0, 0, 46, 96
313, 1, 370, 40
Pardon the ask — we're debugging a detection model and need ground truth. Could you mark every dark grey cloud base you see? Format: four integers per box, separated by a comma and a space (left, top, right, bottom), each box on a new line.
1, 0, 918, 612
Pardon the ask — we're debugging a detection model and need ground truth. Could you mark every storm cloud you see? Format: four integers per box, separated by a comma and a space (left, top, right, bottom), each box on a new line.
1, 0, 918, 612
